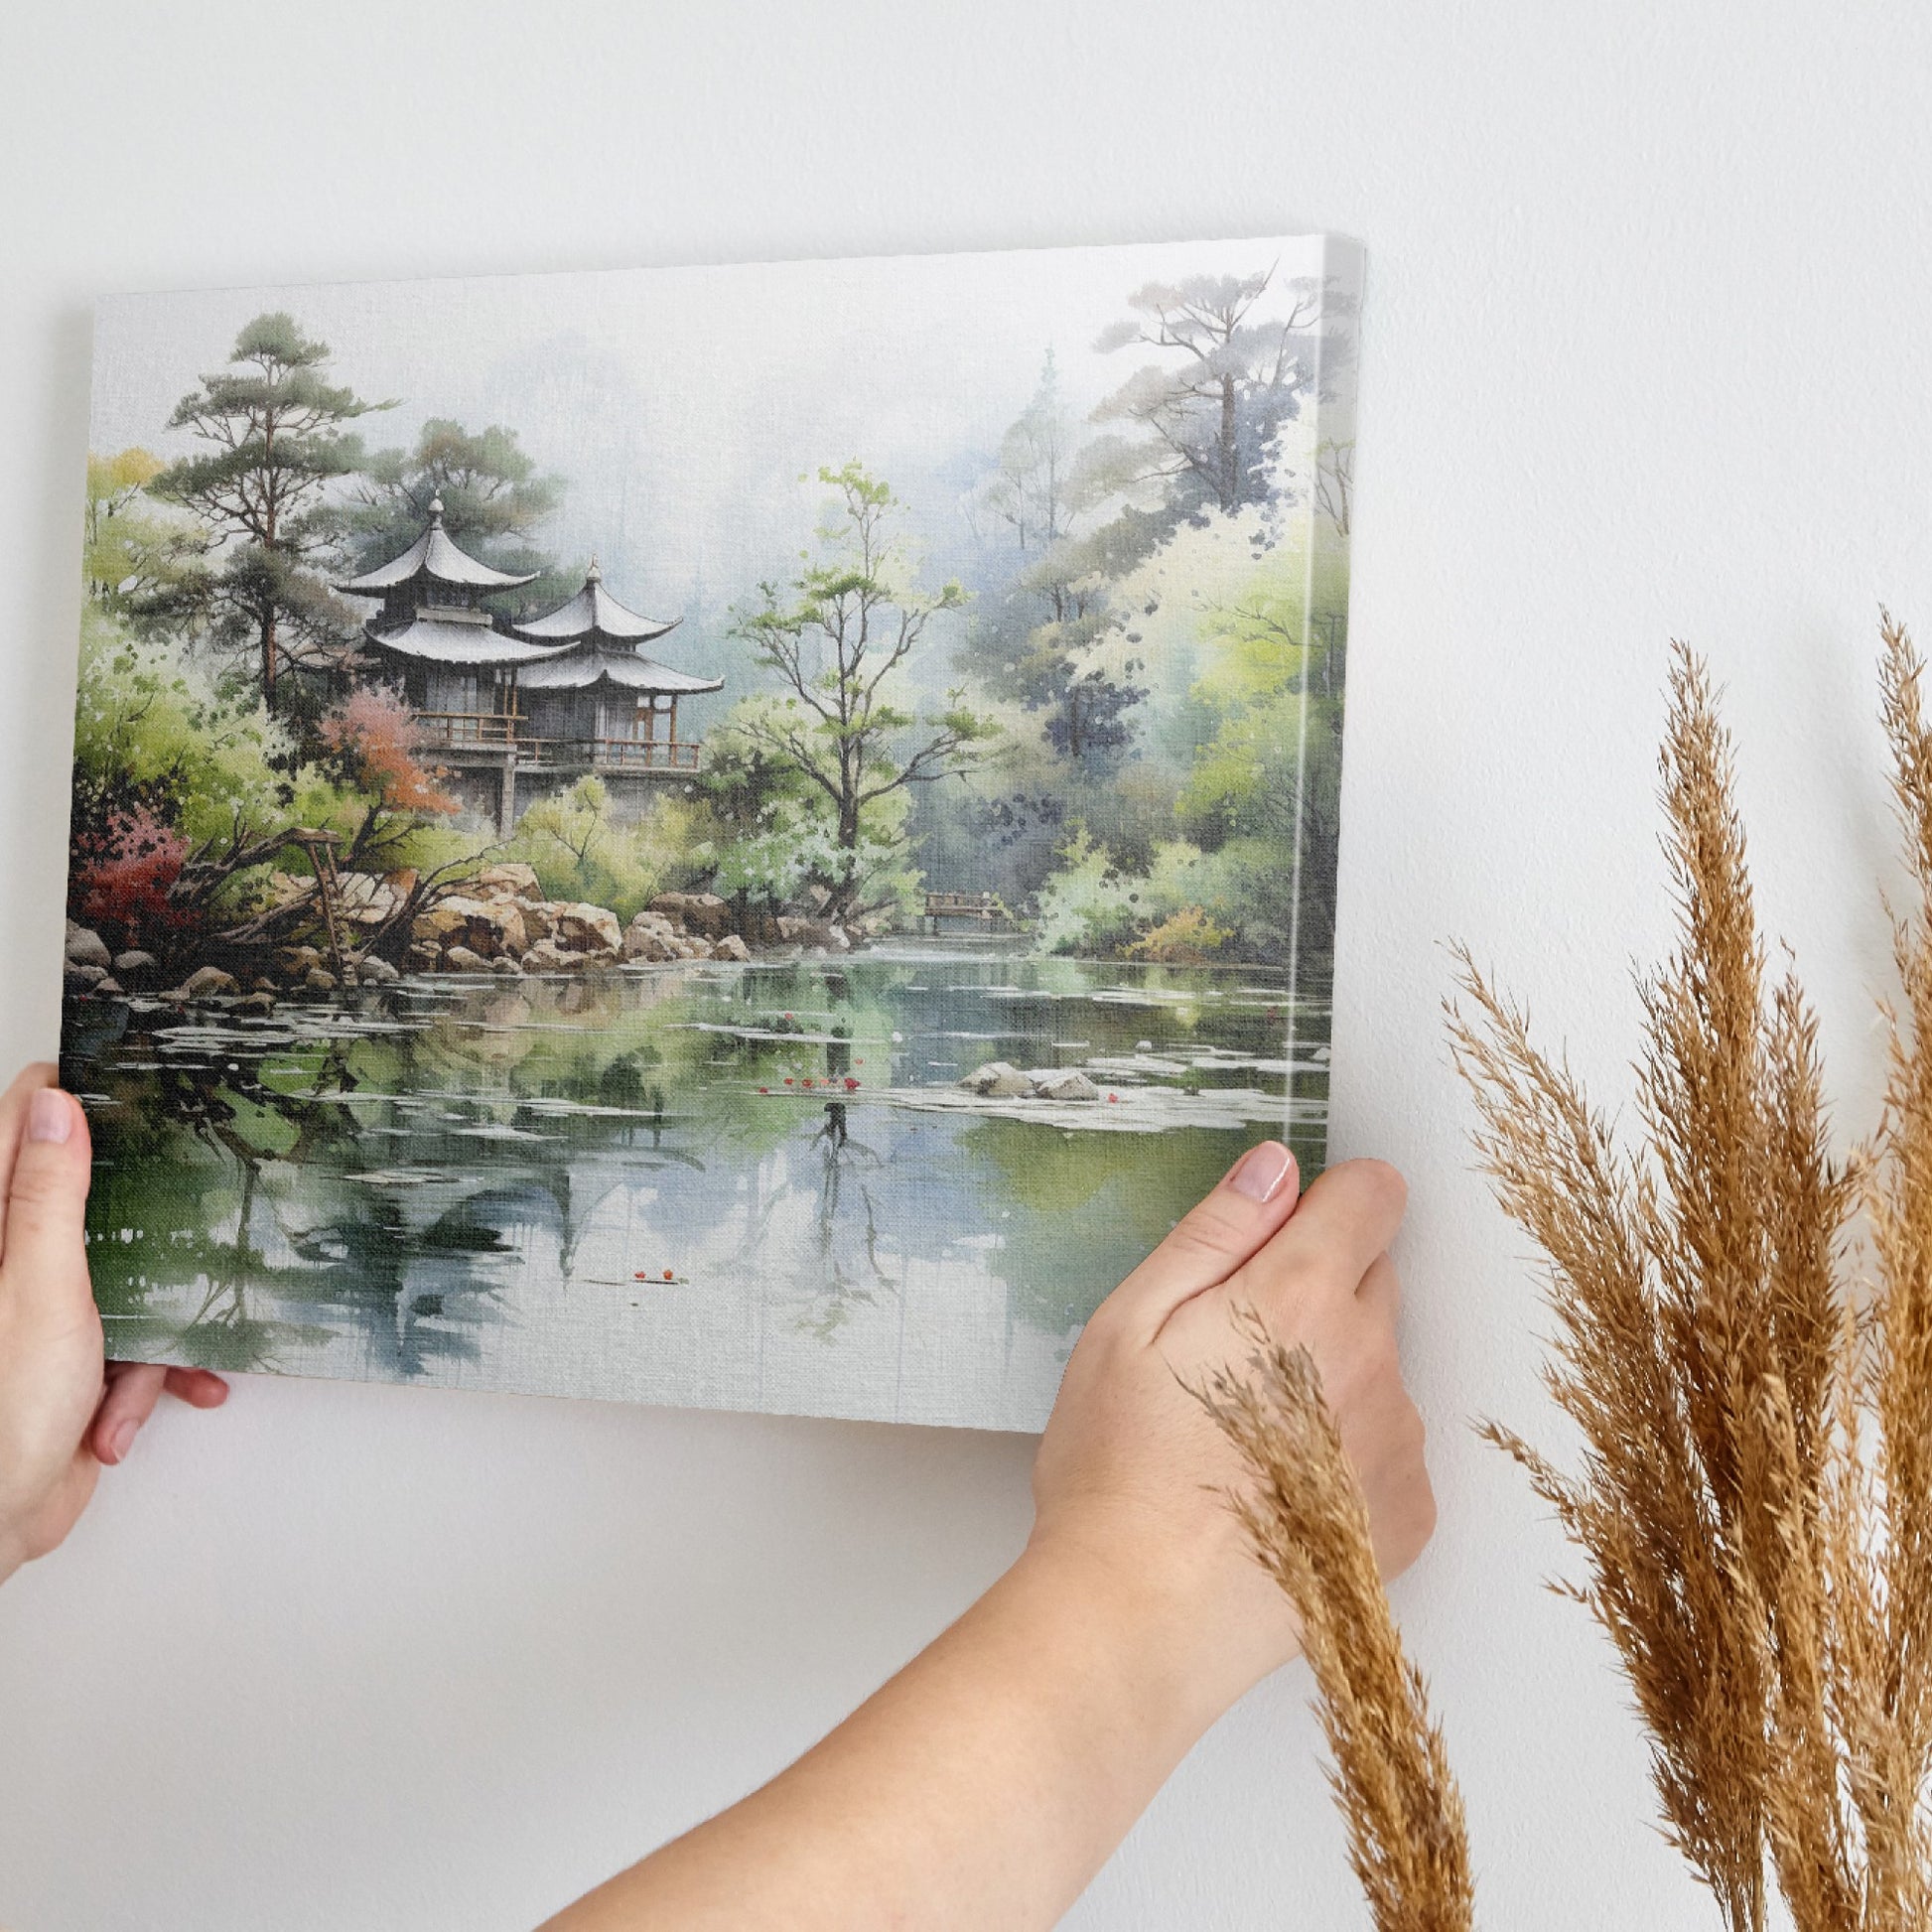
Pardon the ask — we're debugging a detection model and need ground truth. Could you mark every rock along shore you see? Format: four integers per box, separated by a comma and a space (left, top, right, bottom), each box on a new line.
64, 863, 860, 1006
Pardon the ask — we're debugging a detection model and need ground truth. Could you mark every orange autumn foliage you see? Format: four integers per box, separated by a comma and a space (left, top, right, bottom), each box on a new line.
320, 687, 459, 814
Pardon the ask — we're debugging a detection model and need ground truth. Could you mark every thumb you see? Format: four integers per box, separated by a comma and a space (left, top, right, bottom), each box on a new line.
1101, 1141, 1302, 1337
2, 1083, 96, 1331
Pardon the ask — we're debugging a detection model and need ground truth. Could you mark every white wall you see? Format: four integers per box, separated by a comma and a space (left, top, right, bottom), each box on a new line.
1, 3, 1927, 1925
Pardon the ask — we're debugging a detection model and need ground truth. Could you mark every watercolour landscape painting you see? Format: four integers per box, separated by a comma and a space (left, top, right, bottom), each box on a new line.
61, 235, 1359, 1431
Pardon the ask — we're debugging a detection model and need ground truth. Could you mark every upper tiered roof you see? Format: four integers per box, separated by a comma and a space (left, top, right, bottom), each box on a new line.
337, 496, 538, 597
344, 496, 555, 668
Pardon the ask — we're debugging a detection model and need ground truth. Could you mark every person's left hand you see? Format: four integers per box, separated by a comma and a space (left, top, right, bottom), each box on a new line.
0, 1062, 227, 1584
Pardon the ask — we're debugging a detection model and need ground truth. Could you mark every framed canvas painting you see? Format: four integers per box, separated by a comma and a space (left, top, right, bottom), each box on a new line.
62, 233, 1360, 1431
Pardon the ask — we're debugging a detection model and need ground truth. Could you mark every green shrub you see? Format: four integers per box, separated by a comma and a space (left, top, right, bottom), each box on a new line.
1034, 829, 1143, 955
506, 777, 716, 921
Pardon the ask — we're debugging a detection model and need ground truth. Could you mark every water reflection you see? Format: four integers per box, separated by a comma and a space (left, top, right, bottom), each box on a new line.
65, 947, 1329, 1430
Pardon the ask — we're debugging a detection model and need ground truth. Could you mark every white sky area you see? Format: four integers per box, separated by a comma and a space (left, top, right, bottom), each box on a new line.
89, 235, 1346, 646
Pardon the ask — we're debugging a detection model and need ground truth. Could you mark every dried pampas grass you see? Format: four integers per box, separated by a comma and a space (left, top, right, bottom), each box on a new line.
1448, 618, 1932, 1930
1200, 1314, 1475, 1932
1210, 617, 1932, 1932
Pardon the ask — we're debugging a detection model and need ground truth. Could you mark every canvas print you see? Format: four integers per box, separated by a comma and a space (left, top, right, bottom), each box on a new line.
61, 234, 1360, 1431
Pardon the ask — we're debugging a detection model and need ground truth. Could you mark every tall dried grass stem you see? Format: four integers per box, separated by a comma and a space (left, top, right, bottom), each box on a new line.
1198, 1312, 1475, 1932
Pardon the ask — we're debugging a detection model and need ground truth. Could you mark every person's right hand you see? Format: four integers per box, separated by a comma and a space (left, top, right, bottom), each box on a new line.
1028, 1144, 1434, 1725
543, 1144, 1435, 1932
0, 1063, 227, 1585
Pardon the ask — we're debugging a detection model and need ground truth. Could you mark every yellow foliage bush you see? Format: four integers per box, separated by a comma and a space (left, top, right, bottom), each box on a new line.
1125, 903, 1231, 964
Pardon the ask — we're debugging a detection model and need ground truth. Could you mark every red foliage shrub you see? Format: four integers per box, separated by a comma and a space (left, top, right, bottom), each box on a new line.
73, 807, 191, 949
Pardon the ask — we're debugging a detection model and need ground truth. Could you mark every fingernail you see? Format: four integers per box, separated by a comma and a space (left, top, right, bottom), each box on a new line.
1229, 1142, 1294, 1203
107, 1418, 138, 1463
27, 1090, 72, 1145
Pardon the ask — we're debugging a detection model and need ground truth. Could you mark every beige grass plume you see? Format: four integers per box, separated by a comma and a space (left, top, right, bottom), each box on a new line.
1200, 621, 1932, 1927
1199, 1311, 1475, 1932
1446, 618, 1932, 1929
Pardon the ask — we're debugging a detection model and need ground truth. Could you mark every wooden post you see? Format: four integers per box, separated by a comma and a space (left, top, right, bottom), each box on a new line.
291, 829, 348, 978
498, 750, 517, 837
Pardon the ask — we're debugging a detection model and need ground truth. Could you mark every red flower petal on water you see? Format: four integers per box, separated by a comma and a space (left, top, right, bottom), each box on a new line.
1108, 1093, 1119, 1103
758, 1086, 769, 1094
802, 1078, 814, 1088
663, 1269, 675, 1282
843, 1076, 860, 1091
783, 1078, 794, 1086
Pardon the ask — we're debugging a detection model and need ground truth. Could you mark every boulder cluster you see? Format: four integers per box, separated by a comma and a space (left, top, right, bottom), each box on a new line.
409, 867, 619, 976
62, 921, 154, 1001
64, 916, 397, 1007
956, 1060, 1101, 1103
63, 864, 861, 1006
262, 865, 413, 932
405, 866, 775, 976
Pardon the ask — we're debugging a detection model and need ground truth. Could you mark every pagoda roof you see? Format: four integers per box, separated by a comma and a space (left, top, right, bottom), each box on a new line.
516, 646, 724, 695
512, 560, 681, 644
337, 497, 538, 596
361, 614, 560, 668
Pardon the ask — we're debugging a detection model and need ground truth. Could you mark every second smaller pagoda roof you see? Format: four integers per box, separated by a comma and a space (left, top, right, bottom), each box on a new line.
512, 560, 681, 645
516, 648, 724, 695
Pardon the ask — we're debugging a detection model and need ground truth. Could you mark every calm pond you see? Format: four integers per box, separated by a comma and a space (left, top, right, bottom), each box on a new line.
65, 945, 1330, 1431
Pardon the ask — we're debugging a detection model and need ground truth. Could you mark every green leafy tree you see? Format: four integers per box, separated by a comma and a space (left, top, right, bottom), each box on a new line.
1023, 531, 1348, 966
729, 463, 999, 920
345, 418, 568, 621
70, 606, 288, 850
69, 606, 293, 948
704, 700, 921, 920
926, 357, 1158, 915
1030, 827, 1142, 955
82, 449, 208, 632
1174, 543, 1348, 964
69, 607, 486, 958
700, 708, 828, 909
152, 313, 390, 713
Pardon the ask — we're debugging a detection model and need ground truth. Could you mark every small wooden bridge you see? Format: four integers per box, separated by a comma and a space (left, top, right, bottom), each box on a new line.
921, 891, 1025, 935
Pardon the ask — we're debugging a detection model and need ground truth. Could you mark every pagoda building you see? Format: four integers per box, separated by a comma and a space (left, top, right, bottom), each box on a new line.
336, 494, 553, 740
336, 501, 724, 833
510, 558, 722, 770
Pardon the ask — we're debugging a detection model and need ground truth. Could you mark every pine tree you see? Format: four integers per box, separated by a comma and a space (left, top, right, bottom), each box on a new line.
154, 312, 389, 713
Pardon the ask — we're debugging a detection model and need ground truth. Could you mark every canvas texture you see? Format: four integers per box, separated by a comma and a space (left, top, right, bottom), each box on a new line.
61, 234, 1360, 1431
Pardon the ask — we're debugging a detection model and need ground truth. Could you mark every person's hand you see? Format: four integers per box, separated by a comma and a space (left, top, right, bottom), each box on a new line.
544, 1144, 1435, 1932
1028, 1144, 1434, 1724
0, 1063, 227, 1584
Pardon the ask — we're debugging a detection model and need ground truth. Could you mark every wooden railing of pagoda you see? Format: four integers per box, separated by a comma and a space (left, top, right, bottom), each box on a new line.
414, 711, 522, 749
584, 738, 703, 772
410, 714, 703, 772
